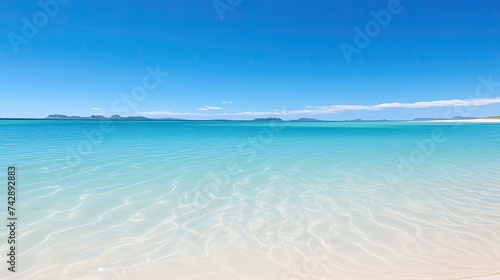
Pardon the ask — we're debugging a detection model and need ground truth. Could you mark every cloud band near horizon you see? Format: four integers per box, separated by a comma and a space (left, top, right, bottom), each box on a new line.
136, 97, 500, 118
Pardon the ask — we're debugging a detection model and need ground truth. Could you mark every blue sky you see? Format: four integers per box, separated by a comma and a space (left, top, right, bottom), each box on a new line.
1, 0, 500, 120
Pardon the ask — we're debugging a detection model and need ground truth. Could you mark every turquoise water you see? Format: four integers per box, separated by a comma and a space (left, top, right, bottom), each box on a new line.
1, 120, 500, 279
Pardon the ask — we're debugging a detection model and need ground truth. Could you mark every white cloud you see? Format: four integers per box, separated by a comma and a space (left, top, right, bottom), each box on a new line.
91, 107, 101, 111
197, 105, 223, 111
370, 98, 500, 109
218, 97, 500, 117
136, 97, 500, 119
222, 101, 233, 104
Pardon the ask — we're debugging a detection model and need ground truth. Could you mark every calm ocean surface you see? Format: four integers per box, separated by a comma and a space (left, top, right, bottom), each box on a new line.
1, 120, 499, 279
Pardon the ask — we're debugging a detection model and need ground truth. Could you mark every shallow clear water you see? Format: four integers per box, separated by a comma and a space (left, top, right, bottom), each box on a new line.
1, 120, 499, 279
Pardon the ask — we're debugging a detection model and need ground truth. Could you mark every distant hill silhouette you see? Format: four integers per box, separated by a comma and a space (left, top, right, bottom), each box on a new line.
412, 116, 476, 121
4, 114, 493, 122
252, 117, 283, 122
290, 118, 323, 122
45, 114, 184, 121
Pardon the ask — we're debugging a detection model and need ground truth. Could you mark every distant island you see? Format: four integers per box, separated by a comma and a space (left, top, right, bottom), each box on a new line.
344, 119, 389, 122
44, 115, 287, 122
411, 116, 476, 121
0, 115, 498, 122
252, 117, 283, 122
41, 115, 334, 122
290, 118, 323, 122
44, 114, 185, 121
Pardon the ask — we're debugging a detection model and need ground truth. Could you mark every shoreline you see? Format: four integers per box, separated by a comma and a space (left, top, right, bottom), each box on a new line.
422, 118, 500, 123
1, 117, 500, 123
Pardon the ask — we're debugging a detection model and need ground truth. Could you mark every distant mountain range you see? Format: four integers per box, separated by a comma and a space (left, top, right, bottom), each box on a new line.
0, 114, 496, 122
43, 115, 288, 121
411, 116, 476, 121
252, 117, 284, 122
289, 118, 323, 122
41, 115, 388, 122
44, 114, 184, 121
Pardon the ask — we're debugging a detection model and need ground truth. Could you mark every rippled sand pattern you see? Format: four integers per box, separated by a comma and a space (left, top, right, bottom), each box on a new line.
1, 121, 499, 279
